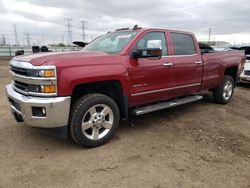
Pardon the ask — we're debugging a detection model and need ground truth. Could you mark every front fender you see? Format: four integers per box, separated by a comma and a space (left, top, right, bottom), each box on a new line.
57, 64, 129, 96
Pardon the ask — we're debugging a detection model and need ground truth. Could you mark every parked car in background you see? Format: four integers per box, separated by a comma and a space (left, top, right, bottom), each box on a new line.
225, 46, 250, 83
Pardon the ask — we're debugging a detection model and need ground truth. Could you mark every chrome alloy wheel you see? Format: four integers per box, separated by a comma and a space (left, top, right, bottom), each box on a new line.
223, 80, 233, 101
81, 104, 114, 140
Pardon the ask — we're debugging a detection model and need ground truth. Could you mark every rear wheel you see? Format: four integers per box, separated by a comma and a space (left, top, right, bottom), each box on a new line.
213, 75, 234, 104
69, 93, 120, 147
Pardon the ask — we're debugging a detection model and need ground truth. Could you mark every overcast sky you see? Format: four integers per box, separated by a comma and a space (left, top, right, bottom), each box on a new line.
0, 0, 250, 45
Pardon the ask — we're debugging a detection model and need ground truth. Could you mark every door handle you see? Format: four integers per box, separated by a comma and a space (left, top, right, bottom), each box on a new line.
195, 61, 202, 64
163, 62, 173, 67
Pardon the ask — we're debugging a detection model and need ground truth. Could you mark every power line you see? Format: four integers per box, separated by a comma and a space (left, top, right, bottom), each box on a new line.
64, 18, 73, 46
80, 20, 87, 42
208, 28, 212, 43
13, 24, 19, 46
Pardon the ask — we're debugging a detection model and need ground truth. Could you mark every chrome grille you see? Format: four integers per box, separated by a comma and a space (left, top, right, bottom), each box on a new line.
245, 70, 250, 75
10, 65, 29, 76
14, 81, 29, 92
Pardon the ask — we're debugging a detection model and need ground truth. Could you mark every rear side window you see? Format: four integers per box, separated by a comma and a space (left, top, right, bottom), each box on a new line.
170, 33, 196, 55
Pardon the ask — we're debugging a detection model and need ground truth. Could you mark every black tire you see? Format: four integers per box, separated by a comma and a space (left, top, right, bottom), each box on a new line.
213, 75, 235, 104
69, 93, 120, 147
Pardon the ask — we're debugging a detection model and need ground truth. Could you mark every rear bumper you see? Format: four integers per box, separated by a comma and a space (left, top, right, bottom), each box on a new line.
6, 84, 71, 128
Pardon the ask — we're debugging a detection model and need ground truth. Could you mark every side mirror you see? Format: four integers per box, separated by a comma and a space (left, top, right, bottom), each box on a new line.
131, 39, 162, 59
147, 40, 162, 49
131, 48, 162, 59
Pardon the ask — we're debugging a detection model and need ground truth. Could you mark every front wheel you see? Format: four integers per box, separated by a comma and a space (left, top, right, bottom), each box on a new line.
69, 94, 120, 147
213, 75, 235, 104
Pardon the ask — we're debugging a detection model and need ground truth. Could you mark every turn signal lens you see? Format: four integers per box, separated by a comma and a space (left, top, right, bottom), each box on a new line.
44, 69, 55, 77
43, 85, 56, 93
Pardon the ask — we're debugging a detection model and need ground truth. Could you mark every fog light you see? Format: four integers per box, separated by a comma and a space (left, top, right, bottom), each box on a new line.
32, 107, 46, 117
42, 107, 46, 115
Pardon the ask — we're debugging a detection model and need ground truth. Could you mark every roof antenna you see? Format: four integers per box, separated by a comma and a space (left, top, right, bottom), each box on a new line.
133, 25, 141, 30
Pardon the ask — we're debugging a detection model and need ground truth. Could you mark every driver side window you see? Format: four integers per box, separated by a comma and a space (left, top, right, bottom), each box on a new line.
136, 32, 168, 56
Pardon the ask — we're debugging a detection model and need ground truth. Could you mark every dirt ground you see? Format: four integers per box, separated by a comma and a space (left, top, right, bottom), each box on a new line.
0, 59, 249, 188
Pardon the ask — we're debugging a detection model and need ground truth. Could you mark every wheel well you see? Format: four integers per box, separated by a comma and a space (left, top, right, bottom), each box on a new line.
71, 80, 128, 119
224, 66, 238, 83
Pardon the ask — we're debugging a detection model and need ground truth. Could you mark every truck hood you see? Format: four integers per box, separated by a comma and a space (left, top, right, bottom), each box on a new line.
13, 51, 110, 66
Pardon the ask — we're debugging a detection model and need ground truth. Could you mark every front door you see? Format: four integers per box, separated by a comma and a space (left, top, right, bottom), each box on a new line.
128, 31, 175, 106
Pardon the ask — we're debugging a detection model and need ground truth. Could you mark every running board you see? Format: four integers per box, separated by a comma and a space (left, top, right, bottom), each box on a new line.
132, 95, 203, 116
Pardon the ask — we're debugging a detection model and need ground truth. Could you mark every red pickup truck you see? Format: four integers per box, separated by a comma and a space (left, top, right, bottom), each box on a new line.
6, 27, 245, 147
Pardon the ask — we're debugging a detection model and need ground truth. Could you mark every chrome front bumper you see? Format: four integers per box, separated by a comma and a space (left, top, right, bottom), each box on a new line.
239, 74, 250, 83
6, 84, 71, 128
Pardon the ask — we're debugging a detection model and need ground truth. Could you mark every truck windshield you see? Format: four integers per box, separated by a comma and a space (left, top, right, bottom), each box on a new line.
82, 31, 137, 54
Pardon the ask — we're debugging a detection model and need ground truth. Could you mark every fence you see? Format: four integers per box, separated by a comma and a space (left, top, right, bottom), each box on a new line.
0, 46, 82, 57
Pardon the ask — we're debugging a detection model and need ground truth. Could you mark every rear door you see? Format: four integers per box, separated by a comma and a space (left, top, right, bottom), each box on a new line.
168, 32, 203, 95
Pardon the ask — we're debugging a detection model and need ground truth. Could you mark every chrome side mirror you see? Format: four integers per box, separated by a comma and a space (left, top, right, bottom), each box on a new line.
147, 40, 162, 49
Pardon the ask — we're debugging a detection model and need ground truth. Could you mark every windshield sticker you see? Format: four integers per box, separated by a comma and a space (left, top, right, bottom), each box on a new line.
118, 34, 134, 39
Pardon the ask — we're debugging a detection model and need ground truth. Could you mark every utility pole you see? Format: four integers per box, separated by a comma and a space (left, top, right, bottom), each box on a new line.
80, 20, 87, 42
208, 28, 212, 45
62, 34, 64, 44
24, 33, 31, 47
13, 24, 19, 46
1, 34, 6, 46
64, 18, 73, 46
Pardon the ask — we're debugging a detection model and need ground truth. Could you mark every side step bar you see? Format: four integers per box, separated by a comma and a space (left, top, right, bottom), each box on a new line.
132, 95, 203, 116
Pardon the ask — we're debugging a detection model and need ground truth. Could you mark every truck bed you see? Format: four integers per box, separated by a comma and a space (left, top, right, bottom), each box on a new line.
201, 50, 245, 90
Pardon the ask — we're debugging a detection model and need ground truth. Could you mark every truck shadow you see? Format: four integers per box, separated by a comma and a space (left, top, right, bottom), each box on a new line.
237, 82, 250, 89
119, 96, 212, 132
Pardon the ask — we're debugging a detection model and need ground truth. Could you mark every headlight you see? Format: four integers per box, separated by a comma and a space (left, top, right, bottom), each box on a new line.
41, 85, 57, 93
10, 60, 58, 96
26, 69, 55, 77
38, 69, 55, 77
32, 67, 57, 95
26, 84, 57, 94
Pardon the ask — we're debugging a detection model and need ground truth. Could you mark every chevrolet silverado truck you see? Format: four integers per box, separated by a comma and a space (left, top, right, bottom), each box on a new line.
6, 27, 245, 147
